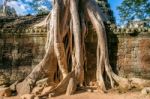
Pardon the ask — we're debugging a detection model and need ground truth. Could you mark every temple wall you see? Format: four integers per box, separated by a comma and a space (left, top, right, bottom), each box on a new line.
0, 19, 150, 85
110, 29, 150, 79
0, 27, 47, 84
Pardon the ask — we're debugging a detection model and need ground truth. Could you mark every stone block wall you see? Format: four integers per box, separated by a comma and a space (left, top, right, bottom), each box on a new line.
111, 28, 150, 79
0, 17, 150, 85
84, 25, 150, 83
0, 26, 47, 83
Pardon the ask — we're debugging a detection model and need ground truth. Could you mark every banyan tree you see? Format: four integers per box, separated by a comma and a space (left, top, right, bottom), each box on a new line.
15, 0, 150, 97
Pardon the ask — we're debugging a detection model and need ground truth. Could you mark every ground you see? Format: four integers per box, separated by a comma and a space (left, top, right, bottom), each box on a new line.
1, 91, 150, 99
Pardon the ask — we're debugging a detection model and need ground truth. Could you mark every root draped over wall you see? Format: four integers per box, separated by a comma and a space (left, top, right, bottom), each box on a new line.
15, 0, 150, 97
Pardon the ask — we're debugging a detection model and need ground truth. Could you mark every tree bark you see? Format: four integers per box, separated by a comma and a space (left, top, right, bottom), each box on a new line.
70, 0, 84, 86
86, 0, 114, 91
53, 0, 68, 79
16, 8, 58, 95
16, 0, 150, 97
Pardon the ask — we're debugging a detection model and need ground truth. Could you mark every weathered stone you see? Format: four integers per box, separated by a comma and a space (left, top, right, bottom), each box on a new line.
148, 28, 150, 32
141, 87, 150, 95
93, 89, 99, 93
48, 93, 55, 98
9, 81, 19, 91
41, 86, 54, 95
32, 86, 43, 95
0, 73, 10, 86
0, 87, 11, 97
0, 15, 150, 87
86, 89, 93, 92
16, 81, 31, 95
34, 96, 40, 99
21, 94, 35, 99
36, 78, 49, 87
0, 85, 7, 88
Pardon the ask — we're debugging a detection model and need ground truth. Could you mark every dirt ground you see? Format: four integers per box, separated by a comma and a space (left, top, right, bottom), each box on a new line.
1, 91, 150, 99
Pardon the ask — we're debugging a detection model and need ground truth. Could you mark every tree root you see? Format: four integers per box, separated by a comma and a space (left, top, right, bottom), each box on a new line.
15, 0, 150, 98
39, 71, 76, 97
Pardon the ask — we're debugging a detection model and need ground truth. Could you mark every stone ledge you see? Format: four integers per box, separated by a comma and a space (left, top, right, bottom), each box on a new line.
0, 27, 47, 36
1, 27, 150, 36
113, 27, 150, 35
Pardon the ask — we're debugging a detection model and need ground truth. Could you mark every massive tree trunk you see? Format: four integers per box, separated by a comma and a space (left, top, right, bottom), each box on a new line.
16, 0, 150, 98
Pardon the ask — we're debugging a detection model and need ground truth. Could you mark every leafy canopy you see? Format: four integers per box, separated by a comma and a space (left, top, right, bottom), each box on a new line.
1, 0, 51, 16
21, 0, 52, 15
117, 0, 150, 24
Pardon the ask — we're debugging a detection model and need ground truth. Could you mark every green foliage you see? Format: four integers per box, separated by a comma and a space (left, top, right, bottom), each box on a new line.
25, 0, 51, 14
117, 0, 150, 24
1, 0, 51, 16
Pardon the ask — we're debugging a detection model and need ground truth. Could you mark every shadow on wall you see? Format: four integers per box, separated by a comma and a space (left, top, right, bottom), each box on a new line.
105, 23, 119, 74
0, 16, 46, 69
84, 22, 119, 85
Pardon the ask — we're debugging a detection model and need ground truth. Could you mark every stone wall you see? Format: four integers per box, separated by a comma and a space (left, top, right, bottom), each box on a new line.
0, 17, 150, 85
84, 25, 150, 83
0, 16, 47, 84
0, 27, 47, 83
112, 28, 150, 79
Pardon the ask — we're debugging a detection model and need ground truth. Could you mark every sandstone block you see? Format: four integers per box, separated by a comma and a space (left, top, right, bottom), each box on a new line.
32, 86, 43, 95
141, 87, 150, 95
0, 87, 11, 97
21, 94, 35, 99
